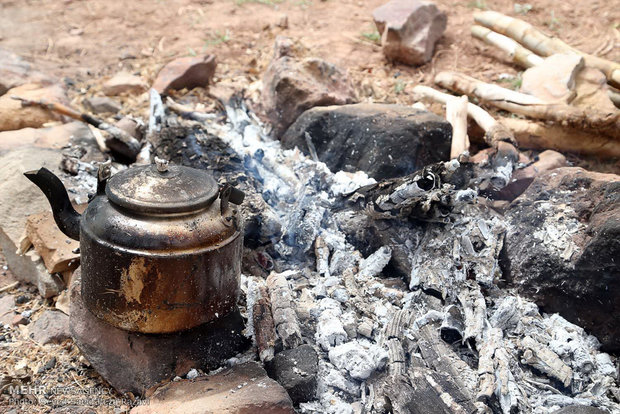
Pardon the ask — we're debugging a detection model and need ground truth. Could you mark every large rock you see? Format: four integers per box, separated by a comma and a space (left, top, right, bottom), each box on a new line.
266, 344, 319, 404
281, 104, 452, 180
261, 36, 356, 139
0, 121, 91, 153
131, 362, 295, 414
0, 83, 67, 131
503, 167, 620, 351
0, 147, 66, 297
152, 55, 217, 94
373, 0, 447, 66
0, 48, 54, 96
69, 270, 250, 395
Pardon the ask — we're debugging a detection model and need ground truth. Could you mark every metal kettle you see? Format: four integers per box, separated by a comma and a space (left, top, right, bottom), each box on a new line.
24, 159, 244, 334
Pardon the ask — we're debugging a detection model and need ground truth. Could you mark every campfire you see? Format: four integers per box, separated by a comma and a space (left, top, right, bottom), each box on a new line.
0, 2, 618, 414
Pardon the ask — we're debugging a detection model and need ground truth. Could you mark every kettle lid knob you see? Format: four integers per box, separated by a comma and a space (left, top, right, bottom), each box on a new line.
154, 156, 169, 173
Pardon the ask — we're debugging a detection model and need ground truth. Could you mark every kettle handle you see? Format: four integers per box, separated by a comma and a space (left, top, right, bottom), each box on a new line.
219, 184, 245, 214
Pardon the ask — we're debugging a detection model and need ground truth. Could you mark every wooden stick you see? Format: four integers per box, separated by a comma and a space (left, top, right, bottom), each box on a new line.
434, 71, 620, 139
474, 11, 620, 88
253, 285, 277, 362
11, 96, 141, 159
412, 85, 515, 146
471, 25, 544, 68
502, 118, 620, 158
446, 95, 470, 159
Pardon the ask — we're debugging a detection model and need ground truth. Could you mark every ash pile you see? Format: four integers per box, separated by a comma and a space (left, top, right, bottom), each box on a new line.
0, 11, 619, 414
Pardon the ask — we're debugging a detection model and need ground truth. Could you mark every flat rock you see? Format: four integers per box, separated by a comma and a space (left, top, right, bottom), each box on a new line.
0, 83, 67, 131
261, 36, 356, 139
131, 362, 295, 414
25, 211, 79, 273
83, 96, 121, 114
0, 147, 66, 298
0, 121, 91, 153
0, 294, 16, 325
102, 72, 148, 96
28, 309, 70, 344
266, 344, 319, 404
152, 55, 217, 94
503, 167, 620, 352
70, 269, 250, 395
0, 48, 54, 96
373, 0, 447, 66
281, 104, 452, 180
521, 53, 584, 103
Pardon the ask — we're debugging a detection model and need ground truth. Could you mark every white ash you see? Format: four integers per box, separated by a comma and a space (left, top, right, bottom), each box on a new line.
531, 202, 585, 263
188, 101, 619, 413
330, 170, 376, 196
185, 368, 199, 380
328, 340, 388, 381
357, 246, 392, 281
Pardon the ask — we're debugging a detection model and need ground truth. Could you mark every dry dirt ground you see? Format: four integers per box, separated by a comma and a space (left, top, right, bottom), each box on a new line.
0, 0, 618, 413
2, 0, 618, 167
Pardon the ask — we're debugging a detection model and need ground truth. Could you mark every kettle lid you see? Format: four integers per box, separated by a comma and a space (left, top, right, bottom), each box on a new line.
106, 161, 219, 214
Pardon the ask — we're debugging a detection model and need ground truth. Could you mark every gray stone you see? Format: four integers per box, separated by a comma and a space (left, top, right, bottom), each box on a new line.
130, 362, 295, 414
266, 344, 319, 404
373, 0, 447, 66
503, 167, 620, 352
0, 147, 66, 298
262, 36, 356, 139
83, 96, 121, 114
69, 269, 250, 395
28, 309, 70, 344
281, 104, 452, 180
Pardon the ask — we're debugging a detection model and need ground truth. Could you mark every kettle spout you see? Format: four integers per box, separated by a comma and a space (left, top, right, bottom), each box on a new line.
23, 168, 81, 241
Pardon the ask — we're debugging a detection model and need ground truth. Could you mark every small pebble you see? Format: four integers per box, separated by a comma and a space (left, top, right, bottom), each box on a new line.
15, 295, 29, 304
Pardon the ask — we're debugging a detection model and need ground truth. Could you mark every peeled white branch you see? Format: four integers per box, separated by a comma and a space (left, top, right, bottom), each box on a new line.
501, 118, 620, 158
412, 85, 514, 146
434, 71, 620, 139
474, 11, 620, 88
446, 95, 470, 159
471, 25, 544, 68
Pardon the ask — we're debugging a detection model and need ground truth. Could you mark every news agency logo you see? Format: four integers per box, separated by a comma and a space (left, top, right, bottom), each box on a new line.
6, 385, 46, 395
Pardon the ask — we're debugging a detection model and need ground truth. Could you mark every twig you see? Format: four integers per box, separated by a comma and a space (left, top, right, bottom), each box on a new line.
0, 281, 19, 293
10, 96, 141, 159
